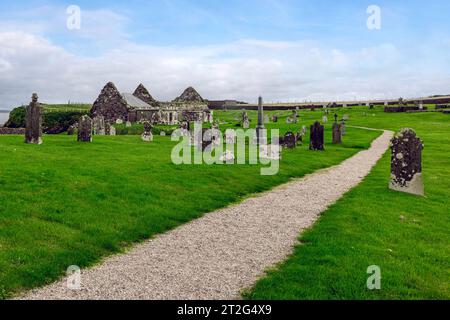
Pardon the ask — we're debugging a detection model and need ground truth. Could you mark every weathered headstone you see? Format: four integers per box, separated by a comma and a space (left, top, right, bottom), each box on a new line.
181, 121, 189, 131
272, 115, 278, 123
389, 129, 424, 196
332, 122, 342, 144
292, 110, 298, 124
25, 93, 43, 145
225, 129, 236, 144
309, 121, 324, 151
67, 125, 75, 136
219, 150, 235, 164
125, 121, 132, 127
116, 119, 124, 125
160, 131, 166, 136
242, 111, 250, 129
109, 124, 116, 136
260, 144, 281, 160
295, 132, 303, 145
93, 116, 106, 135
141, 121, 153, 142
264, 115, 270, 124
202, 128, 213, 151
322, 116, 328, 124
78, 115, 93, 142
340, 119, 346, 136
301, 125, 307, 136
283, 131, 296, 149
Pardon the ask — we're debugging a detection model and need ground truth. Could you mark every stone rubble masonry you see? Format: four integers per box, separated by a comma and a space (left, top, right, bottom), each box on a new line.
91, 82, 128, 124
133, 84, 159, 107
173, 87, 204, 103
0, 127, 26, 135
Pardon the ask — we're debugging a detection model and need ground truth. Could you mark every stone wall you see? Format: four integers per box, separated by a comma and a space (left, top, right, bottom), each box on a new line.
0, 127, 25, 135
91, 82, 128, 123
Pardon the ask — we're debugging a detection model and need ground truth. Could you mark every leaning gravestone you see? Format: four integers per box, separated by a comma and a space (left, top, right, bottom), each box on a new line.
141, 122, 153, 142
309, 121, 324, 151
126, 121, 132, 127
78, 115, 93, 142
283, 131, 296, 149
332, 122, 342, 144
25, 93, 43, 145
389, 129, 424, 196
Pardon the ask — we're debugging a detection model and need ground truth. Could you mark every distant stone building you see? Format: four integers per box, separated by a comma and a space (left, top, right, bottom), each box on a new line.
91, 82, 212, 125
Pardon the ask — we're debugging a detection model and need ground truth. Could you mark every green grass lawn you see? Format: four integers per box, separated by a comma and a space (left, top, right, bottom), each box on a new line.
42, 104, 92, 113
0, 113, 379, 299
244, 107, 450, 300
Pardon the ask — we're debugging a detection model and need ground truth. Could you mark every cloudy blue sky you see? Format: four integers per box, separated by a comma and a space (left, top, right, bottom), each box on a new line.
0, 0, 449, 109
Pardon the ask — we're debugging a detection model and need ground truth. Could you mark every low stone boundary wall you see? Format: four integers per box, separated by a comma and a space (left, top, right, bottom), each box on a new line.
384, 106, 428, 113
0, 127, 25, 135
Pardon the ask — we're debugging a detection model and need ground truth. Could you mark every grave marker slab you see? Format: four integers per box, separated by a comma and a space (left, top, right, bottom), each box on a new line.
78, 115, 93, 142
141, 122, 153, 142
283, 131, 296, 149
332, 122, 342, 144
309, 121, 324, 151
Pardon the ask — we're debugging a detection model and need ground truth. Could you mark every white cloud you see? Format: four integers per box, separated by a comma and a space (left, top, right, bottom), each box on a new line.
0, 31, 449, 109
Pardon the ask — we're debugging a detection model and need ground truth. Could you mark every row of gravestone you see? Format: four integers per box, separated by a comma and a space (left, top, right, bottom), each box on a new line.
280, 120, 345, 150
23, 93, 424, 196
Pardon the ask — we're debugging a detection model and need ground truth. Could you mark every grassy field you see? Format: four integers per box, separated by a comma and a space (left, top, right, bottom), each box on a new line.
42, 104, 92, 113
0, 112, 379, 299
245, 107, 450, 300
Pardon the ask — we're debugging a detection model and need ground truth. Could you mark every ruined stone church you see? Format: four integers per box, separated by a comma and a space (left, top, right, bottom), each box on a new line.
90, 82, 213, 125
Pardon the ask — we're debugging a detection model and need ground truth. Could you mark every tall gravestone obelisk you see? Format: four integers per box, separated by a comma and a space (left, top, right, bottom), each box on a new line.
25, 93, 43, 145
256, 96, 265, 144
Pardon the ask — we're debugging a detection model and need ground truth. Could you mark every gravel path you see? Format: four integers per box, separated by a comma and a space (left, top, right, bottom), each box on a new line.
20, 130, 393, 300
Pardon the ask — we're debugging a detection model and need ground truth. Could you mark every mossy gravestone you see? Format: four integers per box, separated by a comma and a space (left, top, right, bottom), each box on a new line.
283, 131, 296, 149
93, 116, 106, 135
78, 115, 93, 142
309, 121, 324, 151
389, 129, 424, 196
25, 93, 43, 145
141, 122, 153, 142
